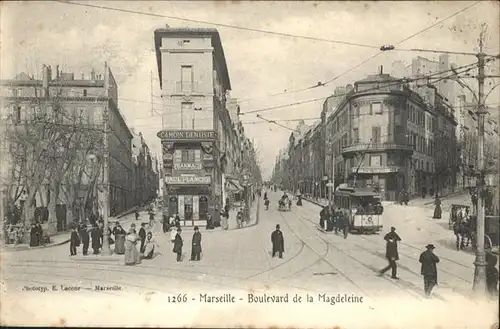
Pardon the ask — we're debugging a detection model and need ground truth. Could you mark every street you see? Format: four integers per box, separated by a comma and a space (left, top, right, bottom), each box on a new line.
1, 191, 496, 328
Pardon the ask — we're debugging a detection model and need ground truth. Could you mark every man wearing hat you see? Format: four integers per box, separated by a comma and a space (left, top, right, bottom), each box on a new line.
190, 226, 202, 261
379, 227, 401, 279
419, 244, 440, 297
271, 224, 285, 259
173, 227, 183, 262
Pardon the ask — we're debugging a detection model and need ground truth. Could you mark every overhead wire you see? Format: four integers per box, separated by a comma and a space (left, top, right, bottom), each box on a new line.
237, 1, 482, 103
56, 0, 380, 49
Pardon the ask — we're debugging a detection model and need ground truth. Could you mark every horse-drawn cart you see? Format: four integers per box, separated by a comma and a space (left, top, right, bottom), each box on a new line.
449, 204, 470, 230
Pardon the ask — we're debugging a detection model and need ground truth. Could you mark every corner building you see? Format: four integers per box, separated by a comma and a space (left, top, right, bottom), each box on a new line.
154, 27, 232, 226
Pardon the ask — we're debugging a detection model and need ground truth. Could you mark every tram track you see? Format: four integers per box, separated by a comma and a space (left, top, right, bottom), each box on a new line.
294, 206, 473, 300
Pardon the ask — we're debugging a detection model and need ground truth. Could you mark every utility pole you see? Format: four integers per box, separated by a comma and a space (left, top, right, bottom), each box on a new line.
472, 32, 487, 294
101, 107, 111, 256
150, 70, 153, 117
328, 139, 335, 212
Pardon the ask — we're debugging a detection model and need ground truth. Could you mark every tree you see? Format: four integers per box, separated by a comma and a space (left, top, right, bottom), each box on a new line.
5, 93, 104, 237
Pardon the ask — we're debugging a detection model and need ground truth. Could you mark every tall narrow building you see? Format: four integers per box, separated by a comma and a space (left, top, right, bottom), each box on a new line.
154, 27, 232, 226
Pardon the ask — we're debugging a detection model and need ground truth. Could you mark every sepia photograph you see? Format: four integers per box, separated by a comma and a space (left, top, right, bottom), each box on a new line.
0, 1, 499, 328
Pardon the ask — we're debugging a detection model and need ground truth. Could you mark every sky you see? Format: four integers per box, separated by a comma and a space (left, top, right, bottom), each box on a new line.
1, 1, 499, 180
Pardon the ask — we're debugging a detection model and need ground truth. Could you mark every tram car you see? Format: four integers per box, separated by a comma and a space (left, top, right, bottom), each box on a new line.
334, 186, 384, 234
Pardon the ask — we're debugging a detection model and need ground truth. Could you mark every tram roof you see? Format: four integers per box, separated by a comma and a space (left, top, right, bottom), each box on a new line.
335, 187, 380, 197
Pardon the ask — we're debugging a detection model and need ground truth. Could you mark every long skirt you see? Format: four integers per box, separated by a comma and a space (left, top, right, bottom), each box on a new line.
114, 234, 126, 254
144, 244, 155, 259
124, 241, 140, 265
433, 206, 442, 219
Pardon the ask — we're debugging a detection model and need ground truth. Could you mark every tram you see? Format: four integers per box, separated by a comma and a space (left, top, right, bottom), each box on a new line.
334, 186, 384, 234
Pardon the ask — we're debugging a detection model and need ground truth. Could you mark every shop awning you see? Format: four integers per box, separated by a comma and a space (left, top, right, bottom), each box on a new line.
227, 179, 243, 192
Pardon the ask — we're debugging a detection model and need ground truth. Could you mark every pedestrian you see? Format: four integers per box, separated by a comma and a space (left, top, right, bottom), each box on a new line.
79, 222, 90, 256
336, 210, 349, 239
175, 213, 181, 229
236, 209, 243, 229
271, 224, 285, 259
149, 211, 155, 227
486, 252, 499, 296
35, 221, 43, 246
162, 215, 169, 233
143, 232, 157, 260
190, 226, 202, 261
173, 228, 183, 262
419, 244, 440, 297
69, 225, 80, 256
319, 206, 327, 229
29, 224, 38, 247
135, 210, 139, 221
221, 207, 229, 230
433, 195, 442, 219
379, 227, 400, 279
139, 223, 147, 254
124, 224, 141, 266
169, 214, 175, 230
112, 221, 126, 255
90, 223, 102, 255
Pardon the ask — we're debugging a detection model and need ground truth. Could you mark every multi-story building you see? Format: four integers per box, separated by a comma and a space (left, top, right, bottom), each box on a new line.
278, 66, 459, 201
155, 27, 253, 226
0, 63, 134, 233
131, 130, 159, 207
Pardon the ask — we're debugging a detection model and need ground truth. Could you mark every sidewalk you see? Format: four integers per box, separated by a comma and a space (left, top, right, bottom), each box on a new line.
1, 207, 146, 252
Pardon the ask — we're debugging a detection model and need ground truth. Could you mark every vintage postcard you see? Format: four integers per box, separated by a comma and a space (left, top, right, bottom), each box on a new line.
0, 1, 499, 328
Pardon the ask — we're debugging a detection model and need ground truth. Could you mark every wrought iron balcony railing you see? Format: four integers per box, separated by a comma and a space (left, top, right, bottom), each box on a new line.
342, 142, 414, 154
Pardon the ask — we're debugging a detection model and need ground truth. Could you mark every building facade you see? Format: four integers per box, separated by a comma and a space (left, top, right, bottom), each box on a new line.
277, 67, 459, 201
131, 130, 159, 207
0, 63, 134, 233
154, 27, 254, 226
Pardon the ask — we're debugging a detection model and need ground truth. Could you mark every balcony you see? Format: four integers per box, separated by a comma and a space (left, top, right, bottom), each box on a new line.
351, 166, 402, 174
342, 142, 413, 156
173, 81, 202, 95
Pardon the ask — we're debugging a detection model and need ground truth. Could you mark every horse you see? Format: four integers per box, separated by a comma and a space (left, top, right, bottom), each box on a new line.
453, 210, 473, 251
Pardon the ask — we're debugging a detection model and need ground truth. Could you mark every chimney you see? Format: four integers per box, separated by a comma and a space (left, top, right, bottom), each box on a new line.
91, 69, 96, 80
56, 65, 60, 79
81, 73, 84, 79
42, 64, 49, 96
379, 65, 383, 75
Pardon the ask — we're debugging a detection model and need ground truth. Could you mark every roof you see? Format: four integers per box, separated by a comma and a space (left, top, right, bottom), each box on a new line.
355, 74, 400, 84
154, 27, 231, 90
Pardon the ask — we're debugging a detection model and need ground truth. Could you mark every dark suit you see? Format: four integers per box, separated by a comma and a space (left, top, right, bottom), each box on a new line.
173, 233, 183, 261
380, 240, 399, 278
191, 231, 202, 261
79, 225, 89, 255
419, 249, 440, 296
139, 227, 146, 253
70, 230, 79, 256
271, 229, 284, 258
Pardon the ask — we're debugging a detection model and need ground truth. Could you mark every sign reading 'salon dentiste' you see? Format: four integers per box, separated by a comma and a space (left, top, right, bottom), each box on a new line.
165, 176, 211, 184
157, 130, 216, 140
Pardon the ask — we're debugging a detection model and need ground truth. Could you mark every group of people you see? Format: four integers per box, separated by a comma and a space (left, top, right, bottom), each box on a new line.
123, 222, 158, 265
319, 206, 349, 238
378, 227, 498, 297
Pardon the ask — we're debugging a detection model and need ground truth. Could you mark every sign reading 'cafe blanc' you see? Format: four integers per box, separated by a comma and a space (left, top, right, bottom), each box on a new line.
165, 176, 211, 185
157, 130, 216, 140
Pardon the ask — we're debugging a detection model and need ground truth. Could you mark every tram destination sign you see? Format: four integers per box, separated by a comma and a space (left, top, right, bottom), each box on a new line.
157, 130, 216, 140
165, 176, 211, 185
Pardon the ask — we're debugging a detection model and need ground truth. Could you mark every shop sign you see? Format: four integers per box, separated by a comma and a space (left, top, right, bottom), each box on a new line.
157, 130, 216, 140
173, 163, 202, 170
165, 176, 211, 185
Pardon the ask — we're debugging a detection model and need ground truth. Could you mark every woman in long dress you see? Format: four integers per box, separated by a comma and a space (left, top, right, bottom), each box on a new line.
124, 225, 141, 266
143, 232, 157, 259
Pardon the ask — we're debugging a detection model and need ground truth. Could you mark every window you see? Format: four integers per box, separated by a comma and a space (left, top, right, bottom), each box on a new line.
352, 128, 359, 143
371, 126, 381, 143
14, 105, 21, 123
426, 162, 430, 172
181, 150, 195, 163
181, 65, 193, 92
181, 102, 193, 129
369, 155, 381, 167
371, 102, 382, 115
83, 89, 87, 96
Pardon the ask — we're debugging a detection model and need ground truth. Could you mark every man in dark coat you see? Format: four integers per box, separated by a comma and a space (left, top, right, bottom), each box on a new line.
90, 224, 102, 255
162, 215, 169, 233
486, 252, 499, 296
379, 227, 400, 279
79, 223, 90, 256
173, 228, 183, 262
419, 244, 440, 297
35, 222, 43, 245
271, 224, 285, 259
190, 226, 202, 261
319, 206, 328, 229
69, 225, 80, 256
336, 210, 349, 238
29, 224, 38, 247
139, 223, 147, 254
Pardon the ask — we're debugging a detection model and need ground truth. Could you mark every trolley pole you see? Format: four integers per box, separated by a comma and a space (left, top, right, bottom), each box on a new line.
472, 42, 487, 294
328, 144, 335, 212
101, 107, 112, 256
